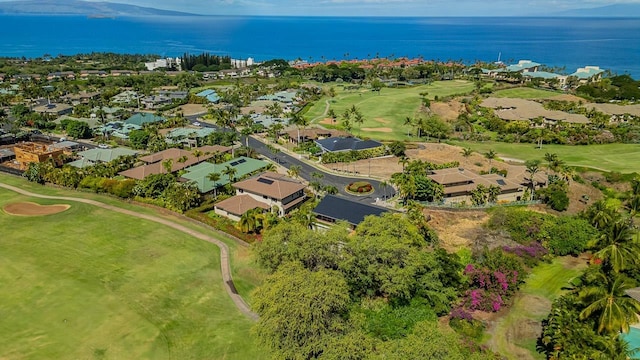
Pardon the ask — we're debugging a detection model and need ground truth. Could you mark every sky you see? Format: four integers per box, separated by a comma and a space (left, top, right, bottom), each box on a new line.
92, 0, 640, 16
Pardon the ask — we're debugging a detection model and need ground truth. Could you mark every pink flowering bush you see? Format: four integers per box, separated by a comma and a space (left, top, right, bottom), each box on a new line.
461, 250, 525, 313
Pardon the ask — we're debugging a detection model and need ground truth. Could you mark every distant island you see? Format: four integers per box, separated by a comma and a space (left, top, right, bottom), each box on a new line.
0, 0, 199, 17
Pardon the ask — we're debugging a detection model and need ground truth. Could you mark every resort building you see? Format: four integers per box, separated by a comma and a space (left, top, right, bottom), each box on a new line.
480, 98, 590, 125
214, 172, 307, 219
570, 66, 605, 84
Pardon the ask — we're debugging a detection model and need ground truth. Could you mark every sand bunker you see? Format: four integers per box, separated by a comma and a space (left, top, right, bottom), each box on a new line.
361, 127, 393, 133
373, 117, 390, 124
3, 202, 70, 216
319, 118, 337, 125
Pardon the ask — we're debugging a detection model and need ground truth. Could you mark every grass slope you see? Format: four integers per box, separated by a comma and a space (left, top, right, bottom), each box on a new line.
450, 141, 640, 174
306, 80, 475, 141
486, 257, 586, 359
0, 179, 266, 359
492, 87, 565, 99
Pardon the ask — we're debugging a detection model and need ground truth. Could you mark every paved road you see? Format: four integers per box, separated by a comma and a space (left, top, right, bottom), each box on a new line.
0, 182, 259, 321
187, 115, 396, 205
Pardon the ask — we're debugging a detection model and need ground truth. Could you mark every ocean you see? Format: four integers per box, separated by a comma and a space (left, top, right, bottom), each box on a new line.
1, 15, 639, 77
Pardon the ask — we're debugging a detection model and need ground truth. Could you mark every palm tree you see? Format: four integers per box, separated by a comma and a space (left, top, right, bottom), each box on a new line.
162, 159, 173, 174
289, 112, 309, 145
380, 180, 389, 200
192, 149, 203, 163
207, 172, 221, 197
222, 165, 238, 184
237, 208, 260, 233
585, 200, 619, 230
525, 159, 542, 200
484, 149, 497, 166
591, 221, 640, 273
287, 165, 301, 179
398, 156, 410, 173
625, 196, 640, 217
579, 272, 640, 334
461, 147, 473, 165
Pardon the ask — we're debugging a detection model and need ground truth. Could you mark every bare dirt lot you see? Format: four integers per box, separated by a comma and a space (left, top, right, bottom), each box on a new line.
325, 142, 600, 214
3, 202, 70, 216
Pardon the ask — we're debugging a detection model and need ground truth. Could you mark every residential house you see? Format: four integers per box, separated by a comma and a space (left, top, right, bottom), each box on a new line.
315, 137, 383, 153
313, 194, 391, 229
110, 70, 135, 77
68, 148, 139, 168
110, 90, 139, 105
124, 113, 166, 126
62, 91, 101, 105
95, 121, 142, 140
427, 168, 523, 204
284, 127, 349, 145
214, 172, 307, 219
79, 70, 107, 78
120, 145, 230, 180
13, 142, 64, 170
195, 89, 221, 103
47, 71, 76, 80
180, 156, 268, 193
165, 127, 215, 148
33, 103, 73, 116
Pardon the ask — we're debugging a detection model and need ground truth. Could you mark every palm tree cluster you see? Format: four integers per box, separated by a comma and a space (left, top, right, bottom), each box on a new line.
541, 195, 640, 358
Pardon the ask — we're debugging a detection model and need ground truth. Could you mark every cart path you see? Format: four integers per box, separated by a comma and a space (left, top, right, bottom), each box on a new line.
0, 182, 259, 321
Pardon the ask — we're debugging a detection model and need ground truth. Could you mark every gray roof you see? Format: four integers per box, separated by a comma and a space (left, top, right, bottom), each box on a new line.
316, 137, 383, 152
313, 195, 390, 226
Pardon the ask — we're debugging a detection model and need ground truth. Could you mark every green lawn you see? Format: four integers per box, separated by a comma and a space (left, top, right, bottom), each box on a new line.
492, 87, 565, 99
0, 178, 266, 359
305, 80, 475, 141
450, 141, 640, 174
486, 257, 586, 359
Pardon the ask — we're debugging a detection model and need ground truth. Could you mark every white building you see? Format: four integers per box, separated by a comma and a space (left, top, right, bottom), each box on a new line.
144, 57, 182, 71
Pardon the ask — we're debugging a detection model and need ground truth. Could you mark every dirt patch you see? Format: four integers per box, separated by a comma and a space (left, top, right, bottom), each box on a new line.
550, 94, 586, 102
427, 209, 490, 252
3, 202, 70, 216
373, 117, 390, 124
179, 104, 208, 116
361, 127, 393, 133
430, 100, 466, 121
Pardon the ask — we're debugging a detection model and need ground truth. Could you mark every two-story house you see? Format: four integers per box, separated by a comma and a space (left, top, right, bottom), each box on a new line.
214, 172, 307, 220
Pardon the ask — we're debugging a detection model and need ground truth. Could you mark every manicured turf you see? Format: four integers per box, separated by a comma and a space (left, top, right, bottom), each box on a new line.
492, 87, 565, 99
305, 80, 475, 141
0, 178, 266, 359
486, 257, 586, 359
450, 141, 640, 173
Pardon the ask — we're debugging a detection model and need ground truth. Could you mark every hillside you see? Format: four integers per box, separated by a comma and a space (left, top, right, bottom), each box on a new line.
0, 0, 198, 16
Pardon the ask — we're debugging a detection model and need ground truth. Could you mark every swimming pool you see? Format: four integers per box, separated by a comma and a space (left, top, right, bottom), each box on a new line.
622, 327, 640, 358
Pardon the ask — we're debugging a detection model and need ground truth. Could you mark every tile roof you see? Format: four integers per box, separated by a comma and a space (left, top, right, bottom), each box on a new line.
77, 148, 139, 163
120, 146, 228, 180
428, 168, 522, 195
124, 113, 166, 126
215, 194, 270, 216
233, 172, 306, 201
571, 66, 604, 79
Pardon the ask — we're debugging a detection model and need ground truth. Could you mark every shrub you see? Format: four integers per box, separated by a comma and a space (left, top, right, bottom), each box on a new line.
347, 181, 373, 193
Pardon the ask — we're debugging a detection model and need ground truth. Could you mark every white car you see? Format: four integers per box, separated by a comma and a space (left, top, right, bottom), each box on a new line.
98, 144, 110, 149
193, 121, 201, 127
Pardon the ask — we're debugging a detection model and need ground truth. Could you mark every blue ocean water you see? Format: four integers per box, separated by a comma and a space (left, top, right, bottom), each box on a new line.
0, 15, 639, 77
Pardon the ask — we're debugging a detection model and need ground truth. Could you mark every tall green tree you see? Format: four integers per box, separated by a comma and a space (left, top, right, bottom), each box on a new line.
253, 262, 351, 359
590, 220, 640, 273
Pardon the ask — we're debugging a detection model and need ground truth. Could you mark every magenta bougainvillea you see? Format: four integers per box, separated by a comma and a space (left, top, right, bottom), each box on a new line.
462, 263, 521, 312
